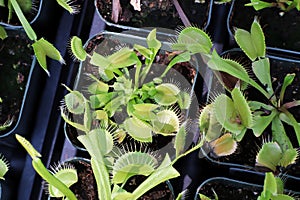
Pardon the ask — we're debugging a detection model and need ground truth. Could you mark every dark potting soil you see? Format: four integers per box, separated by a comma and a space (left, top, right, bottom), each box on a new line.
96, 0, 210, 29
0, 0, 40, 26
0, 31, 32, 135
229, 0, 300, 52
195, 179, 261, 200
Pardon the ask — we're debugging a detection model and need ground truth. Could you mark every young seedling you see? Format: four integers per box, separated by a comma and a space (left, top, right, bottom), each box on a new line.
15, 134, 77, 200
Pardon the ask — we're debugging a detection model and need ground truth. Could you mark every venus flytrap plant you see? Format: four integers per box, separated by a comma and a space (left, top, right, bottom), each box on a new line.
258, 172, 295, 200
66, 30, 194, 143
174, 20, 300, 160
15, 134, 77, 200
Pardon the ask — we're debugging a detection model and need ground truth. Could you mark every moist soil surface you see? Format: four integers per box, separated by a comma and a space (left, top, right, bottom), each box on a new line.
96, 0, 210, 29
229, 0, 300, 52
0, 31, 32, 136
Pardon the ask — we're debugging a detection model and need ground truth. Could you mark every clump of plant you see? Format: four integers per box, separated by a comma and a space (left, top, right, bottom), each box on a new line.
63, 29, 194, 143
258, 172, 296, 200
0, 0, 80, 75
245, 0, 300, 12
16, 114, 204, 200
173, 20, 300, 161
0, 153, 9, 180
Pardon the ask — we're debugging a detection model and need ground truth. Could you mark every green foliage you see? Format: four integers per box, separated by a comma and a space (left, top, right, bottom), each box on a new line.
0, 154, 9, 180
258, 172, 295, 200
15, 134, 77, 200
246, 0, 300, 11
56, 0, 80, 14
67, 30, 193, 143
256, 141, 298, 171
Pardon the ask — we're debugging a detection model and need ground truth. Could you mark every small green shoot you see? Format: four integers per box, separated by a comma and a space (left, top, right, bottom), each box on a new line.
246, 0, 300, 12
0, 26, 7, 40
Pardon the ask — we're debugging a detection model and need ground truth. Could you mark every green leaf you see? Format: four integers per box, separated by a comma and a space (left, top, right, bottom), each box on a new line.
78, 132, 112, 200
161, 51, 191, 77
214, 94, 245, 135
280, 73, 295, 104
132, 103, 158, 121
256, 142, 282, 171
0, 154, 9, 180
152, 109, 180, 135
112, 151, 158, 184
146, 29, 161, 51
10, 0, 37, 41
32, 38, 64, 75
251, 109, 276, 137
235, 19, 266, 61
49, 165, 78, 198
0, 0, 4, 7
90, 92, 116, 109
177, 91, 192, 110
210, 133, 237, 157
124, 117, 153, 142
154, 83, 180, 105
272, 115, 293, 151
56, 0, 79, 14
131, 154, 180, 200
279, 148, 298, 168
64, 91, 85, 114
175, 123, 188, 157
17, 0, 32, 13
172, 26, 212, 54
252, 58, 274, 95
264, 172, 278, 196
70, 36, 86, 61
134, 44, 153, 59
199, 104, 222, 142
231, 87, 252, 128
245, 0, 274, 10
0, 26, 7, 40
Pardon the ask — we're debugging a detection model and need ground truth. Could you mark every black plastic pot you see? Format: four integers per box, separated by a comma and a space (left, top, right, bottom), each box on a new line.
227, 0, 300, 54
95, 0, 213, 31
0, 30, 38, 138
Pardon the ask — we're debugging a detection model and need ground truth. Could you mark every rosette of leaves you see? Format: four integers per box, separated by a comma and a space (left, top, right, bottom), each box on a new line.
173, 20, 300, 156
198, 86, 252, 157
68, 29, 193, 143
